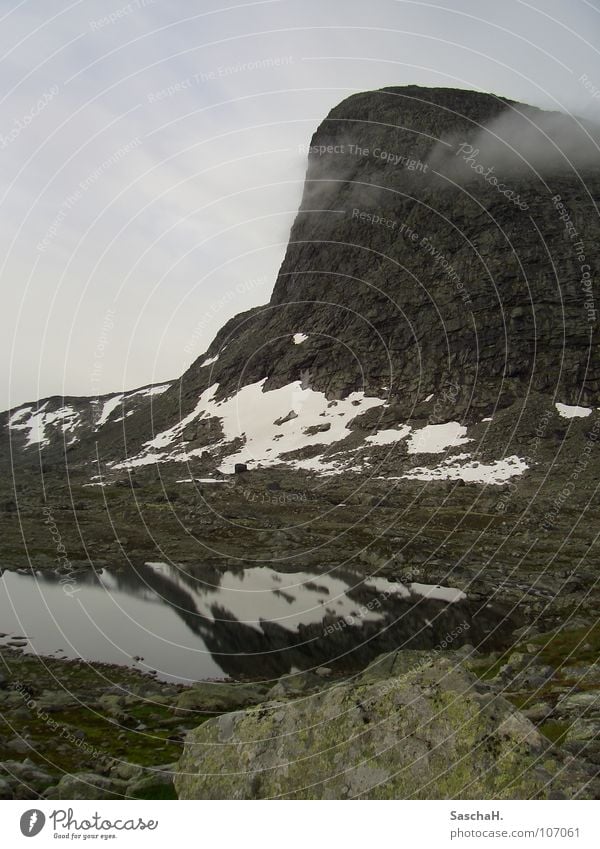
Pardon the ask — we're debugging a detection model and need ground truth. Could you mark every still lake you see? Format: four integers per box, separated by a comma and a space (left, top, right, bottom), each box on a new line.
0, 562, 511, 683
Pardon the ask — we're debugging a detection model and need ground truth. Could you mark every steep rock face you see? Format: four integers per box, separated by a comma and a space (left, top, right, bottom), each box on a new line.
111, 85, 600, 469
187, 86, 600, 413
3, 86, 600, 469
175, 651, 595, 799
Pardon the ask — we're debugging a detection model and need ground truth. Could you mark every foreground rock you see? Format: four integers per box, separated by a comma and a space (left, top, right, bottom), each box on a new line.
174, 681, 270, 716
175, 652, 594, 799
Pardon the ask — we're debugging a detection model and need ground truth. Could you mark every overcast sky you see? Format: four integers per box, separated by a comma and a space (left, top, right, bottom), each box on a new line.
2, 0, 599, 408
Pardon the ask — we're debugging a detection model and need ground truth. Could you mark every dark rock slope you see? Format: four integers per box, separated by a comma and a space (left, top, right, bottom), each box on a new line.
3, 85, 600, 468
178, 85, 600, 413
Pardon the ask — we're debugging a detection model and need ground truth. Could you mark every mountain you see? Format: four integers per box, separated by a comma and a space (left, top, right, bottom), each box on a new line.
2, 382, 172, 465
4, 85, 599, 482
2, 86, 599, 608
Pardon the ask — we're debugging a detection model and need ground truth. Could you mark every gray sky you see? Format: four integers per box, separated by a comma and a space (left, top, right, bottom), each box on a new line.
2, 0, 600, 408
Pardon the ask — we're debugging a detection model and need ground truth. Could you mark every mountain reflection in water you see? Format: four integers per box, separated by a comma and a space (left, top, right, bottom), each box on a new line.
0, 562, 517, 683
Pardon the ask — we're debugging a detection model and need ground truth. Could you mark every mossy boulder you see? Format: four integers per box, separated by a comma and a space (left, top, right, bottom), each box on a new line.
174, 681, 270, 716
175, 652, 594, 799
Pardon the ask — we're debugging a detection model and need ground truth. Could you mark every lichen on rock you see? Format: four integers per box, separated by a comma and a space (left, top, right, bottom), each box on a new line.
175, 652, 594, 799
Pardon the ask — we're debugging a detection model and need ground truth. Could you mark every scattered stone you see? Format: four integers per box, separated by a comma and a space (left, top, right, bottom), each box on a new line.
127, 771, 174, 798
315, 667, 333, 678
36, 690, 79, 713
522, 702, 554, 723
267, 670, 325, 699
555, 692, 600, 717
53, 772, 127, 800
273, 411, 297, 426
559, 665, 600, 685
0, 759, 53, 786
303, 423, 331, 435
112, 762, 143, 782
6, 737, 31, 754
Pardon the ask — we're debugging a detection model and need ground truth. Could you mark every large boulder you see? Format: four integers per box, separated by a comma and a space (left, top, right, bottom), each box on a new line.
175, 652, 594, 799
173, 681, 270, 716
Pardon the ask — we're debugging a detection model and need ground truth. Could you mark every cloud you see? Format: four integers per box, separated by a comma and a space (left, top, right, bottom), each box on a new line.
428, 103, 600, 182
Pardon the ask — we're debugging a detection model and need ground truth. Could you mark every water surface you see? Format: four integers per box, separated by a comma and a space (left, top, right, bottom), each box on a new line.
0, 563, 512, 683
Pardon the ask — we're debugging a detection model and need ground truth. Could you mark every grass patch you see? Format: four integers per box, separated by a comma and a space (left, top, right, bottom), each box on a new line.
467, 650, 512, 681
529, 623, 600, 670
131, 782, 177, 800
539, 720, 570, 745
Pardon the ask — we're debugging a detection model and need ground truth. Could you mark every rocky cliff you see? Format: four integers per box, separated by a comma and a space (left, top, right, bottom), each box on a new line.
191, 85, 600, 412
3, 85, 599, 474
125, 84, 599, 483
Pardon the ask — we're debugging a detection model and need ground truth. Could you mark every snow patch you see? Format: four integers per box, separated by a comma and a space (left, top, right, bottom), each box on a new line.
401, 455, 528, 484
410, 583, 466, 603
95, 384, 170, 428
95, 395, 123, 427
8, 406, 33, 426
292, 333, 308, 344
407, 422, 470, 454
201, 355, 219, 367
8, 403, 80, 447
555, 403, 592, 419
116, 380, 387, 474
442, 452, 471, 463
114, 452, 167, 469
176, 478, 226, 484
135, 383, 170, 397
365, 425, 411, 446
144, 383, 219, 451
210, 381, 385, 474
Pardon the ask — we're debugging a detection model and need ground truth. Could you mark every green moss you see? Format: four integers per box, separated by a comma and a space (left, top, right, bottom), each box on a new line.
528, 623, 600, 670
539, 720, 570, 744
131, 782, 177, 800
0, 650, 199, 792
506, 693, 535, 710
467, 650, 511, 681
176, 658, 581, 800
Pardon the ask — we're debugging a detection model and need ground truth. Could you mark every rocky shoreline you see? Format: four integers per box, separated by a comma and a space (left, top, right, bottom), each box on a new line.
1, 612, 598, 799
1, 457, 599, 799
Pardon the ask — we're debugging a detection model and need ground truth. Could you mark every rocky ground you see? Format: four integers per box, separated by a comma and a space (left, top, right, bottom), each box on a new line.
176, 646, 599, 800
3, 404, 598, 631
0, 648, 193, 799
0, 453, 598, 798
1, 623, 598, 799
